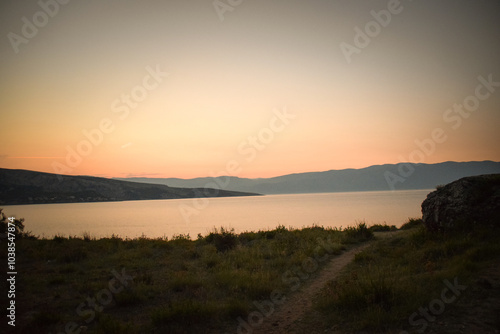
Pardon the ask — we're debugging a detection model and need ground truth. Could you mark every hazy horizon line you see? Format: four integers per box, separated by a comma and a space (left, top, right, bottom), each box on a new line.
3, 159, 498, 181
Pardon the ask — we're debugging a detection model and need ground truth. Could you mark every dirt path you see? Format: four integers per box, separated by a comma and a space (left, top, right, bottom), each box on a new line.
253, 243, 372, 334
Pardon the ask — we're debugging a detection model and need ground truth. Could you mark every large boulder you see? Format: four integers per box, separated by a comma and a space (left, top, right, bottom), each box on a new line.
421, 174, 500, 231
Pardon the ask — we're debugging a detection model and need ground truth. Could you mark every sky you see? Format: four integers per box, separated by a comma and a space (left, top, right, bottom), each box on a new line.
1, 0, 499, 179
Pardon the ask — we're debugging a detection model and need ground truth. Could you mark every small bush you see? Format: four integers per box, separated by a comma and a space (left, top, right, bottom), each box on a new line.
343, 222, 374, 243
171, 233, 191, 241
205, 227, 238, 252
400, 217, 423, 230
369, 224, 398, 232
53, 234, 66, 243
0, 208, 26, 236
82, 231, 93, 241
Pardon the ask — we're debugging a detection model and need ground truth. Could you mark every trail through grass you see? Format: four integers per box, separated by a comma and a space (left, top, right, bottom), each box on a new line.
2, 223, 373, 333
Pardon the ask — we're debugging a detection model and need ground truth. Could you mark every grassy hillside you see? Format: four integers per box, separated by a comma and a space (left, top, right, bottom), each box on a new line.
1, 214, 498, 333
0, 168, 259, 205
307, 221, 500, 333
1, 221, 373, 334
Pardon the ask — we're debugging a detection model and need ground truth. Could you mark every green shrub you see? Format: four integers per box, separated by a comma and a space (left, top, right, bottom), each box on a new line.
369, 223, 398, 232
171, 233, 191, 241
343, 222, 374, 243
0, 208, 26, 236
52, 234, 66, 243
400, 217, 423, 230
82, 231, 94, 241
205, 227, 238, 252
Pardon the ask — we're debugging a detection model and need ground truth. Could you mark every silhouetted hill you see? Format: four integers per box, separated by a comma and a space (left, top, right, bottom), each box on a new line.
0, 168, 259, 205
116, 161, 500, 194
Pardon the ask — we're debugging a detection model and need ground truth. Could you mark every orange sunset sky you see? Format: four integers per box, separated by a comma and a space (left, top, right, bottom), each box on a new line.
1, 0, 499, 179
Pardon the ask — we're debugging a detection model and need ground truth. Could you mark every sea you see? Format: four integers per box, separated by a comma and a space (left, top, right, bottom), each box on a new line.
2, 189, 432, 239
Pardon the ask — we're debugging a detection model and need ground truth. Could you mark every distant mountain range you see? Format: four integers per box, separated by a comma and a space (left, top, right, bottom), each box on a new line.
115, 161, 500, 194
1, 161, 498, 206
0, 168, 258, 205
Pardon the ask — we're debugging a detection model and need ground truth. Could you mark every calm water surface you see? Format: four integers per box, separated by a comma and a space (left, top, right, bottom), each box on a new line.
3, 190, 431, 239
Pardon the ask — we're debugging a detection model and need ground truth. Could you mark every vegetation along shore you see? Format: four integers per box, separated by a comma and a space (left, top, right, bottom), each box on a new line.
1, 218, 498, 333
1, 175, 499, 333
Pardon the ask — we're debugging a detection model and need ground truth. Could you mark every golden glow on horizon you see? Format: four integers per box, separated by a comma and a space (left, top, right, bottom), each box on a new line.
1, 1, 499, 179
7, 157, 65, 159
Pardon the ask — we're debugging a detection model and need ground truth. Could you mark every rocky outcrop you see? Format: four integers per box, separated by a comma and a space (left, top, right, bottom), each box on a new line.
422, 174, 500, 231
